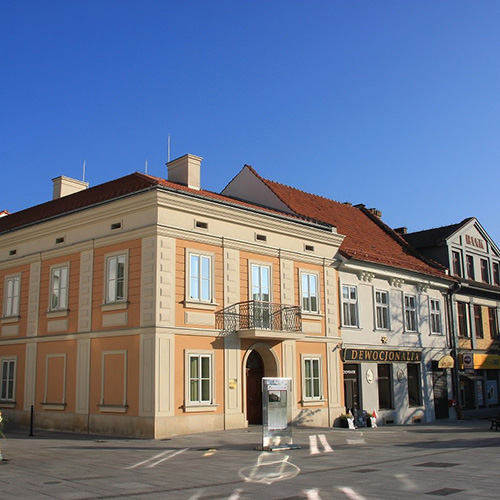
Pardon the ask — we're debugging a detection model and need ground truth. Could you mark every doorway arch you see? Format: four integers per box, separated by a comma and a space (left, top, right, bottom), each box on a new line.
243, 343, 280, 424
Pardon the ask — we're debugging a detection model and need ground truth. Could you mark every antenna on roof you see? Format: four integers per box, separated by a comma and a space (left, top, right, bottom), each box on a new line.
145, 159, 148, 174
167, 134, 171, 163
82, 160, 86, 182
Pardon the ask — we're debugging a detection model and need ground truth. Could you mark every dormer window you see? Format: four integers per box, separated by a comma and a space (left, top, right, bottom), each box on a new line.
452, 251, 462, 277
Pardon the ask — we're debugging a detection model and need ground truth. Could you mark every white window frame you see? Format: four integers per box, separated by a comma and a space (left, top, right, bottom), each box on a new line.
104, 251, 128, 304
404, 294, 417, 332
300, 271, 320, 314
375, 290, 390, 330
430, 298, 442, 334
3, 274, 20, 318
302, 355, 323, 401
185, 350, 215, 409
342, 285, 358, 327
187, 251, 214, 303
0, 357, 16, 402
49, 264, 69, 311
249, 262, 272, 303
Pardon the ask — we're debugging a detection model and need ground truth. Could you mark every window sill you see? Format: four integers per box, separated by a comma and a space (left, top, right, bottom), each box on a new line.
183, 300, 219, 311
302, 312, 323, 320
301, 399, 326, 407
183, 404, 218, 413
101, 302, 129, 312
341, 325, 361, 331
1, 316, 20, 324
404, 331, 420, 335
374, 328, 392, 333
41, 402, 66, 411
47, 310, 69, 319
97, 404, 128, 413
0, 401, 16, 408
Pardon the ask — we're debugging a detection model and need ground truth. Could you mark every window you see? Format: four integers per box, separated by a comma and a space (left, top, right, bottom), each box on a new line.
342, 285, 358, 327
188, 353, 212, 404
301, 273, 319, 313
375, 290, 389, 330
452, 251, 462, 277
0, 359, 15, 401
466, 255, 475, 280
493, 262, 500, 286
377, 364, 393, 409
251, 264, 272, 328
457, 302, 469, 337
106, 254, 126, 303
430, 299, 442, 334
481, 259, 490, 284
303, 357, 322, 400
189, 253, 212, 302
488, 308, 499, 339
50, 266, 68, 311
404, 295, 417, 332
407, 364, 422, 407
4, 275, 20, 317
474, 305, 484, 338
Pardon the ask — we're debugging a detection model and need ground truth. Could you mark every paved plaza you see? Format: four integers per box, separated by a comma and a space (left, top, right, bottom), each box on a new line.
1, 419, 499, 499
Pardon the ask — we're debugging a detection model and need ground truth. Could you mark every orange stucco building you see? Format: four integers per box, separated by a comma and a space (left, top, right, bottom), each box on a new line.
0, 155, 345, 437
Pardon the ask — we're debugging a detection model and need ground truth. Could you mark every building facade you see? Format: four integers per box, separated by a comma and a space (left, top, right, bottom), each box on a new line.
0, 155, 347, 438
403, 218, 500, 414
223, 166, 454, 425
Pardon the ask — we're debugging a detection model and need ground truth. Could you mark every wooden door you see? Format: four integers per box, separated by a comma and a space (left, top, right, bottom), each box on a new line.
246, 351, 264, 424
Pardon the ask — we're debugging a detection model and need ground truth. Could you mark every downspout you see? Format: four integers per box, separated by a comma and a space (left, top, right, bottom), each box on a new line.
447, 281, 463, 419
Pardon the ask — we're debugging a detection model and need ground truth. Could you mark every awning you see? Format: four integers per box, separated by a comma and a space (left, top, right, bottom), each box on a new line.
438, 355, 454, 369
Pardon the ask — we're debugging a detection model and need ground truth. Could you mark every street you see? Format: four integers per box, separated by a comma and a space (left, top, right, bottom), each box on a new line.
0, 419, 499, 499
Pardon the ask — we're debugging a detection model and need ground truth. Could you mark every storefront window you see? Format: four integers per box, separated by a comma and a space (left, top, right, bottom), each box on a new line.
408, 363, 422, 407
377, 364, 393, 409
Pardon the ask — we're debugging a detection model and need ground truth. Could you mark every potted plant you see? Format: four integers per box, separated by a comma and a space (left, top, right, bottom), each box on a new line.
339, 413, 355, 429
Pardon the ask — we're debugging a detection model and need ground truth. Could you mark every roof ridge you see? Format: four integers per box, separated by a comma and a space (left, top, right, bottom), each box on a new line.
406, 217, 474, 236
357, 206, 447, 272
256, 168, 353, 209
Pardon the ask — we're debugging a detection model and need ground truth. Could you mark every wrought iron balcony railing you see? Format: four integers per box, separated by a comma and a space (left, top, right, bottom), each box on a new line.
215, 300, 302, 336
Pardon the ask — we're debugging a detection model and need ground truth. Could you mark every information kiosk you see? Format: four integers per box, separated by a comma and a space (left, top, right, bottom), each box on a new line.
261, 377, 300, 450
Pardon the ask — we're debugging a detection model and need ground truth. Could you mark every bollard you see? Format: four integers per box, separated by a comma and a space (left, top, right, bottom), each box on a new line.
29, 404, 34, 437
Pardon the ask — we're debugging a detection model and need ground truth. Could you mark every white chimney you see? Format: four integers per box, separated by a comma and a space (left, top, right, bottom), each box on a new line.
52, 176, 89, 200
167, 154, 202, 190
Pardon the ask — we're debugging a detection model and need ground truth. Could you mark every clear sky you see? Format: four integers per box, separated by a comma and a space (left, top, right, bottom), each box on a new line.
2, 1, 500, 244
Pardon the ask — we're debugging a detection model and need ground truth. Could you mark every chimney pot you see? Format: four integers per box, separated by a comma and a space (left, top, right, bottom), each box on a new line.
395, 226, 408, 235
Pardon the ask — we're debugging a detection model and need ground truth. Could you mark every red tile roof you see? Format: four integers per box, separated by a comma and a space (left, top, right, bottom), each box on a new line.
244, 166, 448, 279
0, 172, 329, 235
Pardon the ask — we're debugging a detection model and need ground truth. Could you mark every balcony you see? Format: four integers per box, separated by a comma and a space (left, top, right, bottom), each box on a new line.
215, 300, 304, 340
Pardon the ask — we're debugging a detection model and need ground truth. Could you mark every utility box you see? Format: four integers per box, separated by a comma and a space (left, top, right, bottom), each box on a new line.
262, 377, 299, 450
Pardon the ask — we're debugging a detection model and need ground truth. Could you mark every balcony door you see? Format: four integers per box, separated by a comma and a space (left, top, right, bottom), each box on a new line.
251, 264, 271, 329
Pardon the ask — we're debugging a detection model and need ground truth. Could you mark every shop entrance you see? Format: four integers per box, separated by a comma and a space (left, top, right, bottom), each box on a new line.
246, 350, 264, 424
432, 362, 449, 419
344, 364, 360, 414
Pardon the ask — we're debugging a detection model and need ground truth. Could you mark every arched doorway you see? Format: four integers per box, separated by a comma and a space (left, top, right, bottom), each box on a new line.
246, 350, 264, 424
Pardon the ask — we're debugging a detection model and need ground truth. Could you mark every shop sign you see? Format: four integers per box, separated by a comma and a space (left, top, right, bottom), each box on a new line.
438, 355, 455, 369
473, 354, 500, 369
465, 234, 485, 250
462, 353, 474, 373
342, 348, 422, 363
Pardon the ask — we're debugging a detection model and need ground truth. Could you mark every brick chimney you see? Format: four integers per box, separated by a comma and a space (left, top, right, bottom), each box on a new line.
394, 227, 408, 235
52, 176, 89, 200
167, 154, 202, 190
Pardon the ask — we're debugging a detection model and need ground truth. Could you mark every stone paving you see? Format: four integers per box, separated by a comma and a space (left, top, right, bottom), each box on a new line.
1, 419, 500, 499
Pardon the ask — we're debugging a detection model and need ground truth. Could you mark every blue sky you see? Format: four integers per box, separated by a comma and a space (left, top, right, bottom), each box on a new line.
2, 1, 500, 244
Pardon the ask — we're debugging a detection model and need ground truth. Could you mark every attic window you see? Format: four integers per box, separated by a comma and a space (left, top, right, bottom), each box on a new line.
255, 233, 267, 242
55, 237, 65, 245
195, 220, 209, 230
9, 249, 17, 256
305, 244, 315, 252
111, 222, 122, 230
